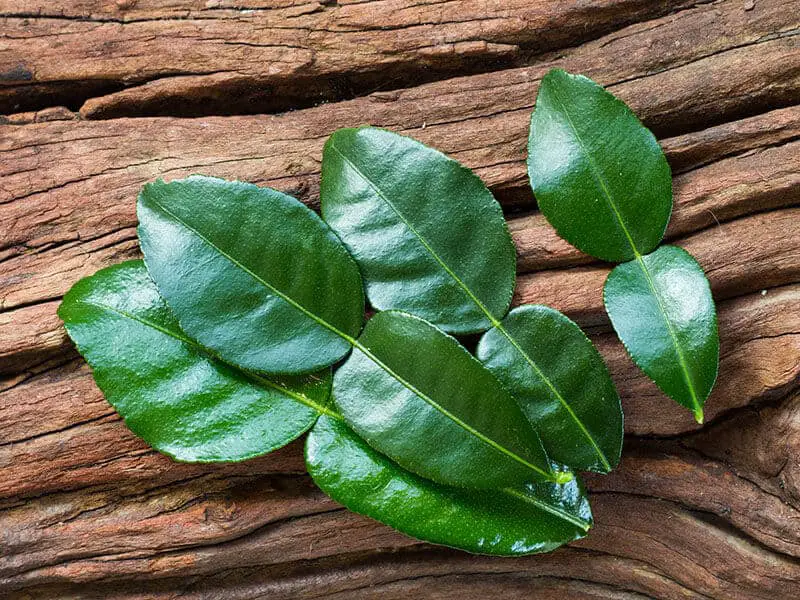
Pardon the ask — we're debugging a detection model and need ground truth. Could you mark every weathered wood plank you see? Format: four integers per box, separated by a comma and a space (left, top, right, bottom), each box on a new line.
2, 0, 796, 266
4, 393, 800, 598
0, 0, 705, 117
1, 1, 798, 597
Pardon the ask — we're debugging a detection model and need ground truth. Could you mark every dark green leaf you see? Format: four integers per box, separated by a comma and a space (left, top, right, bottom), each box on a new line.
306, 415, 591, 555
58, 260, 331, 462
477, 305, 623, 473
138, 176, 364, 375
333, 310, 563, 489
321, 127, 516, 334
603, 245, 719, 423
527, 69, 672, 262
321, 127, 622, 473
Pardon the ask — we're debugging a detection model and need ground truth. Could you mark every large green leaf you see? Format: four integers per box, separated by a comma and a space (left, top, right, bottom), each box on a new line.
477, 305, 623, 473
138, 176, 364, 375
334, 311, 563, 489
58, 260, 331, 462
604, 246, 719, 423
321, 127, 516, 334
306, 415, 591, 555
527, 69, 672, 262
321, 127, 621, 474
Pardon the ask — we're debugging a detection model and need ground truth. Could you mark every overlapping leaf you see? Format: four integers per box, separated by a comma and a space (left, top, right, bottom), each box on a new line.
321, 127, 622, 473
604, 246, 719, 423
58, 260, 330, 462
334, 311, 560, 488
306, 415, 591, 556
138, 176, 564, 489
477, 306, 622, 472
321, 127, 517, 334
138, 176, 364, 375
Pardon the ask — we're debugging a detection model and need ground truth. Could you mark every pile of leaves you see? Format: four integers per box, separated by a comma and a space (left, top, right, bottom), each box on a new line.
59, 70, 718, 555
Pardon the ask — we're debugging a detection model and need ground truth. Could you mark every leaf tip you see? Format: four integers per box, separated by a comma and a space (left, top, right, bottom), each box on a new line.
694, 407, 704, 425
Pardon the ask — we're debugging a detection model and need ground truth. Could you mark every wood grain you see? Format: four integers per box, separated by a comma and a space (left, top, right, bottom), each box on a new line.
1, 0, 799, 597
0, 0, 704, 117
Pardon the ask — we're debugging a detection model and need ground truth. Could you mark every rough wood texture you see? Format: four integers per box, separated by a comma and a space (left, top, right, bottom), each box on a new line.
0, 0, 704, 117
1, 0, 798, 598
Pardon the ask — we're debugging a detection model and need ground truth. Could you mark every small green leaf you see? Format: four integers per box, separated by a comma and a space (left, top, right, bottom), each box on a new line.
138, 176, 364, 375
58, 260, 331, 462
477, 305, 623, 473
334, 311, 561, 489
321, 127, 516, 334
527, 69, 672, 262
603, 245, 719, 423
306, 415, 591, 556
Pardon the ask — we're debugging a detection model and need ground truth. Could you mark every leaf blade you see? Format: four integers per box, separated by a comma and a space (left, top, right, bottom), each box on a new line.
527, 69, 672, 262
321, 127, 516, 334
334, 310, 557, 489
603, 245, 719, 422
477, 305, 623, 473
306, 415, 591, 556
138, 175, 364, 375
58, 260, 327, 462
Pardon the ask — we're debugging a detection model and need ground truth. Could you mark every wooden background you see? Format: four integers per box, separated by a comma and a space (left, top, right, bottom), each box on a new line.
1, 1, 798, 597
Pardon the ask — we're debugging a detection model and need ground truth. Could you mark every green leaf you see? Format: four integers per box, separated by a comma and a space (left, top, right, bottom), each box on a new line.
603, 246, 719, 423
321, 127, 516, 334
321, 127, 622, 474
477, 305, 623, 473
527, 69, 672, 262
138, 175, 364, 375
306, 415, 591, 556
333, 310, 563, 489
58, 260, 332, 462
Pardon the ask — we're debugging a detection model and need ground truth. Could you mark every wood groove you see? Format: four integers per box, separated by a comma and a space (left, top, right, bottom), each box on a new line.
0, 0, 710, 118
1, 0, 798, 597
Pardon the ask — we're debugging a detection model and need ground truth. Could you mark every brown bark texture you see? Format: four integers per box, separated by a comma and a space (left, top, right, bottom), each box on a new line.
0, 0, 799, 597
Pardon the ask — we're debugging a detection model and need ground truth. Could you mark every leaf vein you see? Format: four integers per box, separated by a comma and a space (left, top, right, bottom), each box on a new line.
77, 298, 338, 418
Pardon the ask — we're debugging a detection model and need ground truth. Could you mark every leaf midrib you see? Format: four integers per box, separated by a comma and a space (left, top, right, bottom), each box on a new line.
145, 197, 557, 482
502, 487, 591, 531
548, 83, 703, 423
78, 299, 338, 417
144, 198, 361, 346
85, 295, 585, 526
328, 142, 501, 328
547, 83, 641, 256
331, 141, 611, 470
498, 327, 612, 471
632, 255, 703, 422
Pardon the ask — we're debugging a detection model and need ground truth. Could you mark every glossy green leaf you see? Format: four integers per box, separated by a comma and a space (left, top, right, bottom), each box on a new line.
306, 415, 591, 555
603, 245, 719, 423
334, 310, 562, 489
477, 305, 623, 473
321, 126, 622, 473
138, 175, 364, 375
321, 127, 516, 334
527, 69, 672, 262
58, 260, 331, 462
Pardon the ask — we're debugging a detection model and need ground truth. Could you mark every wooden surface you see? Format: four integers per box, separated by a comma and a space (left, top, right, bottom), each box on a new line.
1, 1, 798, 597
